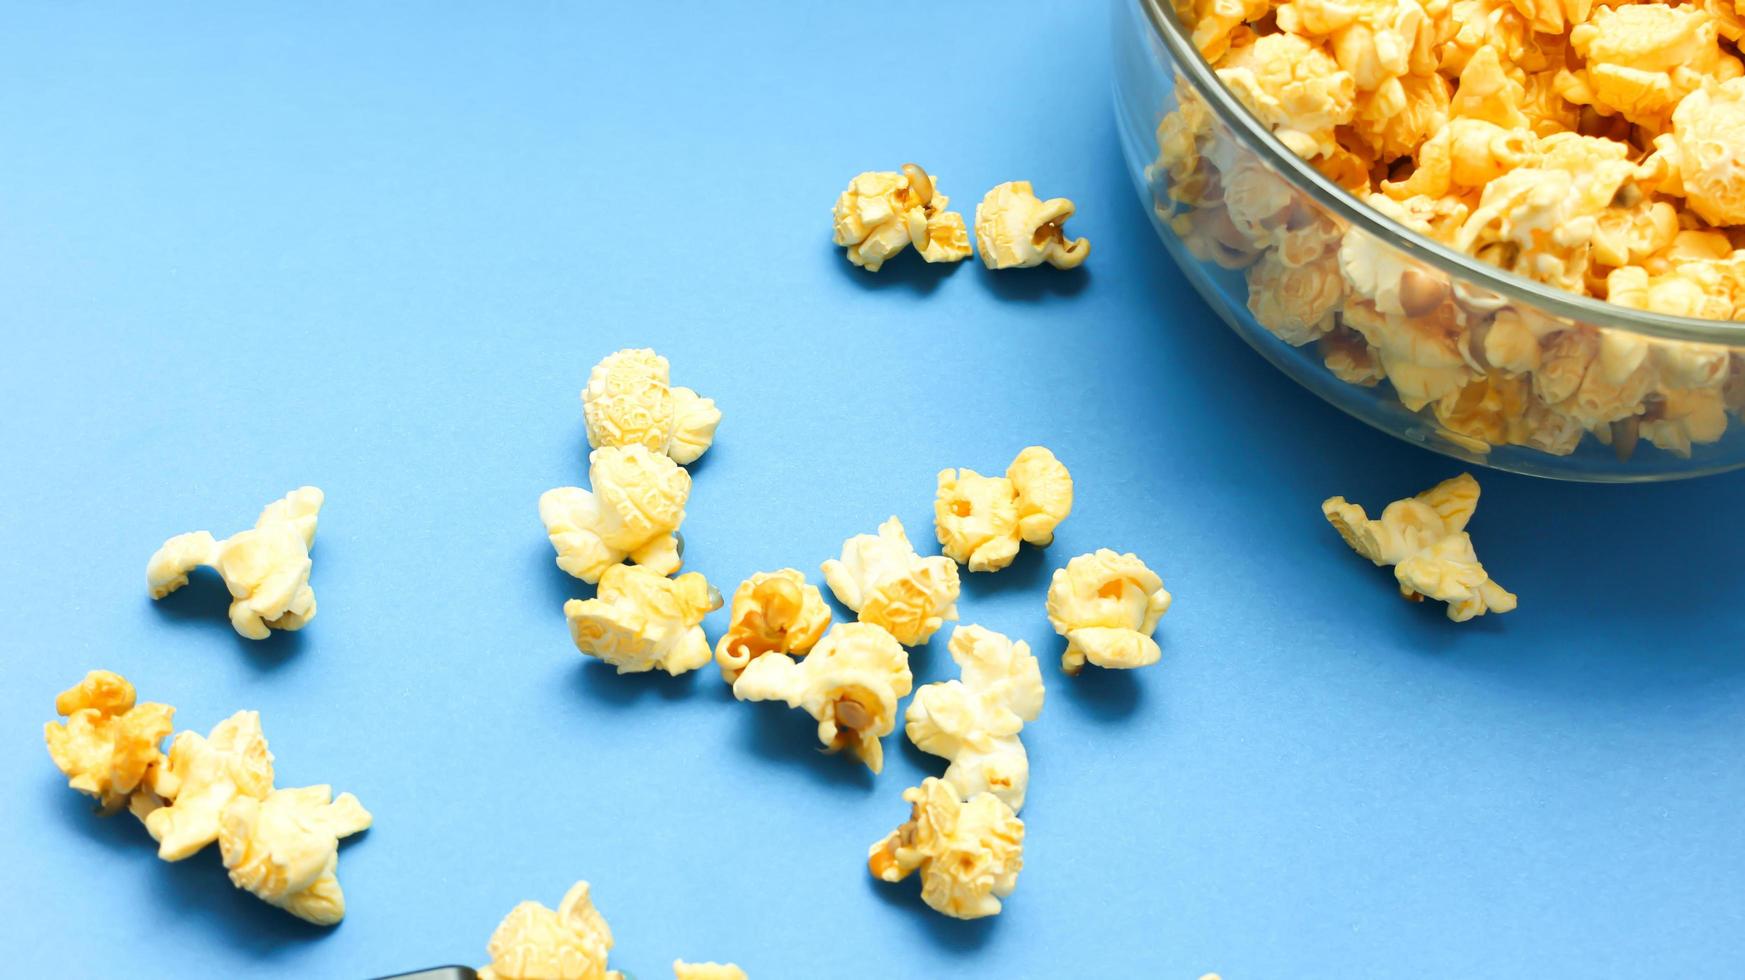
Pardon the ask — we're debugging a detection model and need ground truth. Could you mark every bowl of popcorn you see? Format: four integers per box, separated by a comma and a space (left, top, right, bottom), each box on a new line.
1114, 0, 1745, 479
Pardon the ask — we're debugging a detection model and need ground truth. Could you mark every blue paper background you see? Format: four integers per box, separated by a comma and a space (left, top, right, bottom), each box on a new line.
3, 2, 1744, 977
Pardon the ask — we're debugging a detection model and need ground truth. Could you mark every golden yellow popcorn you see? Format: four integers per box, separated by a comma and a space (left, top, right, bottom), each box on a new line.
867, 777, 1024, 920
540, 445, 690, 584
139, 710, 276, 861
582, 348, 721, 466
905, 625, 1045, 812
1045, 550, 1174, 676
564, 564, 722, 676
1322, 473, 1517, 621
1557, 5, 1742, 129
479, 880, 620, 980
146, 486, 323, 640
673, 962, 748, 980
821, 516, 960, 646
935, 446, 1072, 573
44, 670, 174, 814
218, 784, 372, 926
833, 164, 973, 271
1215, 33, 1355, 160
714, 569, 831, 684
1657, 77, 1745, 226
974, 181, 1090, 270
732, 622, 913, 773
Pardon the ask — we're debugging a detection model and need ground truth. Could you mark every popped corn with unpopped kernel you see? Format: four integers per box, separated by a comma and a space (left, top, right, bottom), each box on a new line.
867, 776, 1025, 920
541, 445, 690, 584
146, 486, 323, 640
822, 516, 960, 646
714, 568, 832, 684
564, 564, 722, 675
833, 164, 973, 271
1046, 549, 1174, 676
1156, 0, 1745, 462
732, 621, 913, 773
935, 446, 1073, 573
974, 181, 1090, 270
583, 348, 721, 466
1322, 472, 1518, 621
905, 625, 1045, 812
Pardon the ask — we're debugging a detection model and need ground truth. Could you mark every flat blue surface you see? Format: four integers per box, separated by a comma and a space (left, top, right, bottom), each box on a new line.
2, 3, 1743, 978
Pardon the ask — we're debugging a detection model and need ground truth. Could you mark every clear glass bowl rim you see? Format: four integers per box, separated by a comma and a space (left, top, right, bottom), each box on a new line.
1134, 0, 1745, 345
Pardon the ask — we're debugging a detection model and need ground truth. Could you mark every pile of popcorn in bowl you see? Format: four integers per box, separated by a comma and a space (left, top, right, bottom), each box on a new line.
1114, 0, 1745, 479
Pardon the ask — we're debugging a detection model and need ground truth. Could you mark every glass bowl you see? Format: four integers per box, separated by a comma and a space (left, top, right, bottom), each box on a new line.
1112, 0, 1745, 481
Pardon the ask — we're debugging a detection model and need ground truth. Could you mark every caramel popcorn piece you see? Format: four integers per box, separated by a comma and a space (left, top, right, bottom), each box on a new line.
1557, 5, 1742, 129
974, 181, 1090, 270
867, 777, 1024, 920
582, 348, 721, 466
140, 710, 277, 861
906, 625, 1045, 812
833, 164, 973, 271
732, 622, 913, 773
540, 445, 690, 584
673, 963, 748, 980
218, 785, 372, 926
714, 569, 831, 684
1046, 550, 1174, 676
1322, 473, 1517, 621
821, 516, 960, 646
479, 881, 621, 980
935, 446, 1073, 573
564, 565, 722, 676
146, 486, 323, 640
44, 670, 174, 814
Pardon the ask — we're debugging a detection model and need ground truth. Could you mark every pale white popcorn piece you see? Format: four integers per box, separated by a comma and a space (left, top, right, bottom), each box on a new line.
1322, 472, 1516, 621
146, 487, 323, 640
140, 710, 276, 861
541, 446, 690, 584
732, 622, 913, 773
935, 446, 1073, 573
906, 625, 1045, 812
974, 181, 1090, 270
868, 777, 1024, 920
821, 516, 960, 646
218, 784, 373, 926
479, 881, 621, 980
564, 565, 722, 676
833, 165, 973, 271
43, 670, 175, 814
714, 569, 832, 684
673, 962, 748, 980
582, 348, 721, 466
1045, 550, 1174, 676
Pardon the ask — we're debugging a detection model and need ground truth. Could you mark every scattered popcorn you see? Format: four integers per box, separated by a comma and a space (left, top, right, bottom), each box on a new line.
1322, 472, 1518, 621
1157, 0, 1745, 462
479, 881, 619, 980
732, 622, 913, 773
934, 446, 1073, 573
821, 516, 960, 646
564, 565, 722, 676
673, 962, 748, 980
867, 777, 1024, 920
146, 487, 323, 640
218, 785, 373, 926
974, 181, 1091, 270
1045, 550, 1174, 676
541, 446, 690, 584
833, 164, 973, 271
714, 569, 832, 684
43, 670, 174, 813
45, 678, 369, 925
583, 348, 721, 466
905, 625, 1045, 812
139, 710, 277, 861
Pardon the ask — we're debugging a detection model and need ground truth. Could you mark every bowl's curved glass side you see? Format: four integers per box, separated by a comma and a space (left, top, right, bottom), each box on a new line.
1111, 0, 1745, 481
